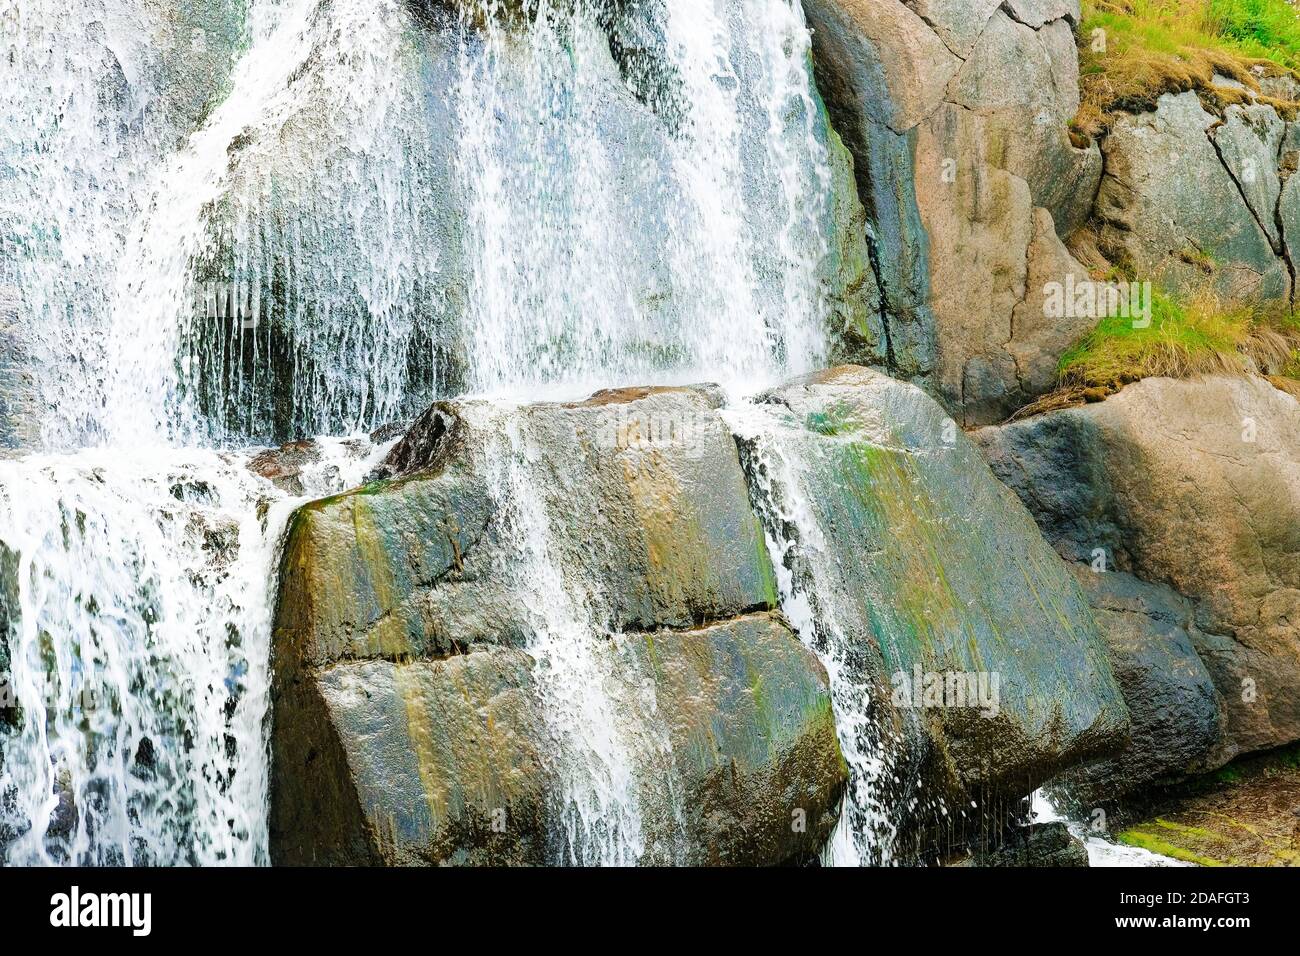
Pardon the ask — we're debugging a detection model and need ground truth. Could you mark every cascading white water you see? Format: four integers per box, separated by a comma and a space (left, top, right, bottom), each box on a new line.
0, 0, 402, 864
0, 438, 390, 865
3, 1, 182, 449
2, 0, 863, 865
474, 406, 648, 865
725, 403, 900, 866
453, 0, 835, 399
102, 0, 446, 446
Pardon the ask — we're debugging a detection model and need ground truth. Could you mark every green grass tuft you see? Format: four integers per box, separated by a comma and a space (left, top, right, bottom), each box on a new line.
1208, 0, 1300, 59
1011, 285, 1300, 420
1057, 287, 1300, 390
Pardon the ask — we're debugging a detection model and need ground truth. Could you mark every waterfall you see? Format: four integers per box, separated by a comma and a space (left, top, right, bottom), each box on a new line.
476, 405, 648, 865
725, 403, 901, 866
0, 0, 242, 450
452, 0, 835, 398
0, 438, 391, 864
1, 0, 860, 865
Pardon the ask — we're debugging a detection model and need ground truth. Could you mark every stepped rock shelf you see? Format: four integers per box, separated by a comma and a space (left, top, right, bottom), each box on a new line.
268, 367, 1129, 865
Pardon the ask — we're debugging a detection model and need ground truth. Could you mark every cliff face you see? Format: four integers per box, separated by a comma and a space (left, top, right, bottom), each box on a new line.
803, 0, 1100, 423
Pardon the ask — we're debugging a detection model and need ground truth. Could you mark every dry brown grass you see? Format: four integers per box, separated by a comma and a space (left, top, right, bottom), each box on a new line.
1266, 373, 1300, 398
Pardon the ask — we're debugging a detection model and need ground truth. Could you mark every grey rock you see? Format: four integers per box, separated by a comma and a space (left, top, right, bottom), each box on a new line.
902, 0, 1001, 60
1211, 104, 1285, 249
739, 366, 1128, 843
1001, 0, 1080, 30
804, 1, 943, 384
1065, 567, 1229, 803
1095, 92, 1288, 299
969, 821, 1090, 867
802, 0, 960, 136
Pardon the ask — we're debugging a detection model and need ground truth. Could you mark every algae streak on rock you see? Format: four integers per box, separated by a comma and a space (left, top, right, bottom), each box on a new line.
728, 366, 1128, 864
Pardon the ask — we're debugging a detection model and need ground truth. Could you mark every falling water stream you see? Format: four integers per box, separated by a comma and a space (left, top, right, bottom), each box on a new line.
452, 0, 835, 398
724, 403, 901, 866
478, 405, 648, 866
0, 0, 869, 865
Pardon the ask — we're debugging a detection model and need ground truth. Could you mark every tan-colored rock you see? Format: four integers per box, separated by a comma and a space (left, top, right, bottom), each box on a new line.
1006, 208, 1098, 402
977, 375, 1300, 758
915, 102, 1034, 418
902, 0, 1001, 59
1001, 0, 1079, 29
803, 0, 960, 135
805, 1, 1100, 423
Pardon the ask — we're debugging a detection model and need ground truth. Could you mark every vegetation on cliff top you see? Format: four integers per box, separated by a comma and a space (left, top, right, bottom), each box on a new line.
1030, 2, 1300, 420
1076, 0, 1300, 135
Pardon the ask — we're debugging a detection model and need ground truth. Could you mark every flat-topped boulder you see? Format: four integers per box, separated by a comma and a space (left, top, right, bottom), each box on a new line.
270, 387, 844, 865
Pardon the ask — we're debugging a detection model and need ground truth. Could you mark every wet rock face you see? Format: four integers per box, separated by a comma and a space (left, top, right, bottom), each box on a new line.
740, 366, 1128, 840
140, 0, 248, 143
802, 0, 1097, 425
270, 387, 845, 865
0, 540, 16, 733
620, 613, 845, 865
247, 441, 325, 497
976, 376, 1300, 762
966, 821, 1089, 867
271, 368, 1141, 863
276, 388, 780, 669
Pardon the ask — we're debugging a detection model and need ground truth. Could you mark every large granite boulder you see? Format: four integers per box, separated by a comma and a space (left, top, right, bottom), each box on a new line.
803, 0, 1100, 423
976, 376, 1300, 762
733, 365, 1128, 854
271, 387, 846, 865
